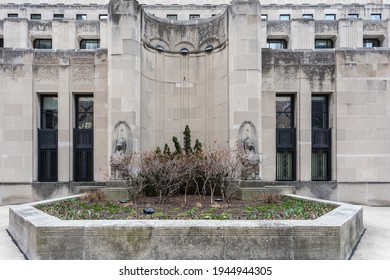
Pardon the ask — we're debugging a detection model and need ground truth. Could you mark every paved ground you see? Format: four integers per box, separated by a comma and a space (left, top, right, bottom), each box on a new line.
0, 204, 389, 260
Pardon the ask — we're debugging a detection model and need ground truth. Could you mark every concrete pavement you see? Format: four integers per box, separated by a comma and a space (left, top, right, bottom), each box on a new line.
0, 204, 389, 260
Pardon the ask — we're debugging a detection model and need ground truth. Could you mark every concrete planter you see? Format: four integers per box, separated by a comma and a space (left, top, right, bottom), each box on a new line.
8, 195, 363, 260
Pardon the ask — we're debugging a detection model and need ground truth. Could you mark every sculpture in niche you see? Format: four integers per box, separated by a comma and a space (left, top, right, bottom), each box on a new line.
110, 121, 133, 180
238, 121, 261, 180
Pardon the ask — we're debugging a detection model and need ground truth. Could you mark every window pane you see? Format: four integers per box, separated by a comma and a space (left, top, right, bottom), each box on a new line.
34, 39, 52, 49
8, 14, 18, 18
189, 14, 200, 20
276, 96, 293, 129
167, 14, 177, 20
76, 14, 87, 20
312, 96, 327, 129
371, 14, 381, 20
363, 39, 380, 48
0, 38, 3, 48
348, 14, 359, 18
315, 39, 333, 49
280, 14, 290, 20
77, 97, 93, 129
42, 96, 58, 129
302, 14, 313, 19
276, 151, 293, 180
325, 14, 336, 20
267, 39, 287, 49
261, 14, 268, 20
31, 14, 41, 20
80, 39, 100, 49
53, 14, 64, 19
99, 14, 108, 20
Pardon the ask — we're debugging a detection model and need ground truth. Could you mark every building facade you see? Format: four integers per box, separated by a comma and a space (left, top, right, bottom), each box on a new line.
1, 0, 390, 206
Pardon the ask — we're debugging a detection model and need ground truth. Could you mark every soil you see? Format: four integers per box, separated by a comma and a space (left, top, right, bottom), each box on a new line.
36, 194, 337, 221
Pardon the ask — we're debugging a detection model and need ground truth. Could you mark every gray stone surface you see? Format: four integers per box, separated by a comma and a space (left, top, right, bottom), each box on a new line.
8, 195, 363, 260
0, 206, 25, 260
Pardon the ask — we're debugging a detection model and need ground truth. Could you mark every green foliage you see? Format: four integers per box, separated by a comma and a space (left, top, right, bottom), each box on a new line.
172, 136, 183, 155
155, 146, 161, 154
183, 125, 193, 155
193, 139, 202, 153
163, 143, 171, 156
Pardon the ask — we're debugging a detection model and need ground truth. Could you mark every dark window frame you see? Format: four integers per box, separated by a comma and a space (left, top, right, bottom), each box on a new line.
99, 14, 108, 20
371, 13, 381, 20
166, 14, 178, 20
302, 14, 313, 19
348, 13, 359, 19
267, 39, 288, 49
7, 13, 18, 18
325, 14, 336, 20
33, 39, 52, 49
363, 38, 380, 48
0, 38, 3, 48
189, 14, 200, 20
315, 39, 334, 49
261, 14, 268, 20
75, 95, 94, 129
76, 14, 87, 20
53, 14, 64, 19
280, 14, 290, 21
30, 14, 41, 20
80, 39, 100, 49
41, 96, 58, 130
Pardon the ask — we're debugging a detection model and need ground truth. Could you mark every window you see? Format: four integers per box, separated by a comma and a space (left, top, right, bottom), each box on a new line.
76, 96, 94, 129
33, 39, 52, 49
276, 96, 296, 181
74, 96, 94, 182
261, 14, 268, 20
30, 14, 41, 20
315, 39, 333, 49
189, 14, 200, 20
41, 96, 58, 130
267, 39, 287, 49
80, 39, 100, 49
302, 14, 313, 19
53, 14, 64, 19
99, 14, 108, 20
76, 14, 87, 20
363, 39, 380, 48
325, 14, 336, 20
7, 14, 18, 18
167, 14, 177, 20
280, 14, 290, 21
38, 96, 58, 182
348, 13, 359, 19
371, 14, 381, 20
0, 38, 3, 48
312, 95, 331, 181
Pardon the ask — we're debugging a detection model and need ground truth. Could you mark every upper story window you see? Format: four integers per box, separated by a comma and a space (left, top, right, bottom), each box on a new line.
0, 38, 3, 48
31, 14, 41, 20
53, 14, 64, 19
7, 13, 18, 18
348, 13, 359, 19
167, 14, 177, 20
363, 38, 380, 48
33, 39, 52, 49
99, 14, 108, 20
371, 14, 381, 20
76, 14, 87, 20
80, 39, 100, 49
279, 14, 290, 21
325, 14, 336, 20
267, 39, 287, 49
302, 14, 313, 19
189, 14, 200, 20
315, 39, 333, 49
261, 14, 268, 20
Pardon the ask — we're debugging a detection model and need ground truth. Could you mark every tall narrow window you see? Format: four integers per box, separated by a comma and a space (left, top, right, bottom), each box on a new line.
312, 95, 331, 181
276, 96, 296, 181
0, 38, 3, 48
38, 96, 58, 182
74, 96, 94, 182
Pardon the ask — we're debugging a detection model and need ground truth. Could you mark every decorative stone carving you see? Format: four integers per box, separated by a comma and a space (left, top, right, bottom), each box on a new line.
35, 66, 59, 80
364, 21, 385, 32
267, 21, 290, 33
315, 21, 338, 33
77, 21, 99, 33
71, 57, 95, 80
238, 121, 260, 180
143, 11, 227, 53
110, 121, 133, 180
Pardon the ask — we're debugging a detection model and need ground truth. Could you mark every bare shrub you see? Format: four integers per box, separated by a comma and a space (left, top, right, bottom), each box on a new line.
82, 189, 107, 203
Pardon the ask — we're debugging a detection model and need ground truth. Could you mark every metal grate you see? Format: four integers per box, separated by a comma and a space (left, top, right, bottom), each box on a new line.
312, 128, 331, 181
276, 128, 296, 181
73, 129, 93, 181
38, 129, 57, 182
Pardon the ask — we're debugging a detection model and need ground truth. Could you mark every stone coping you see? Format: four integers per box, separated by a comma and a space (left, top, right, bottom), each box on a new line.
8, 195, 363, 260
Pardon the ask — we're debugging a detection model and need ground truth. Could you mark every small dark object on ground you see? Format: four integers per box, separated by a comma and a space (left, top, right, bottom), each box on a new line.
143, 208, 155, 214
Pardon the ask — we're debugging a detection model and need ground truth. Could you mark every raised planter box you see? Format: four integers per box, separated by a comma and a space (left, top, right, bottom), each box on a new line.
8, 195, 363, 260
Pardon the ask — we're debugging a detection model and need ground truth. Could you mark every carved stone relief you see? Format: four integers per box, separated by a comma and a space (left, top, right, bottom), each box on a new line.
364, 21, 386, 32
71, 57, 95, 80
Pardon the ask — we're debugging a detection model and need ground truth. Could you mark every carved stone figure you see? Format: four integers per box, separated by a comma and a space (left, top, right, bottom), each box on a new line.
110, 121, 133, 180
240, 137, 260, 180
238, 121, 261, 180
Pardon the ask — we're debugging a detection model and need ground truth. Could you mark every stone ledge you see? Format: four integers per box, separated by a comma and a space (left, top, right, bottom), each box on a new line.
8, 195, 363, 260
